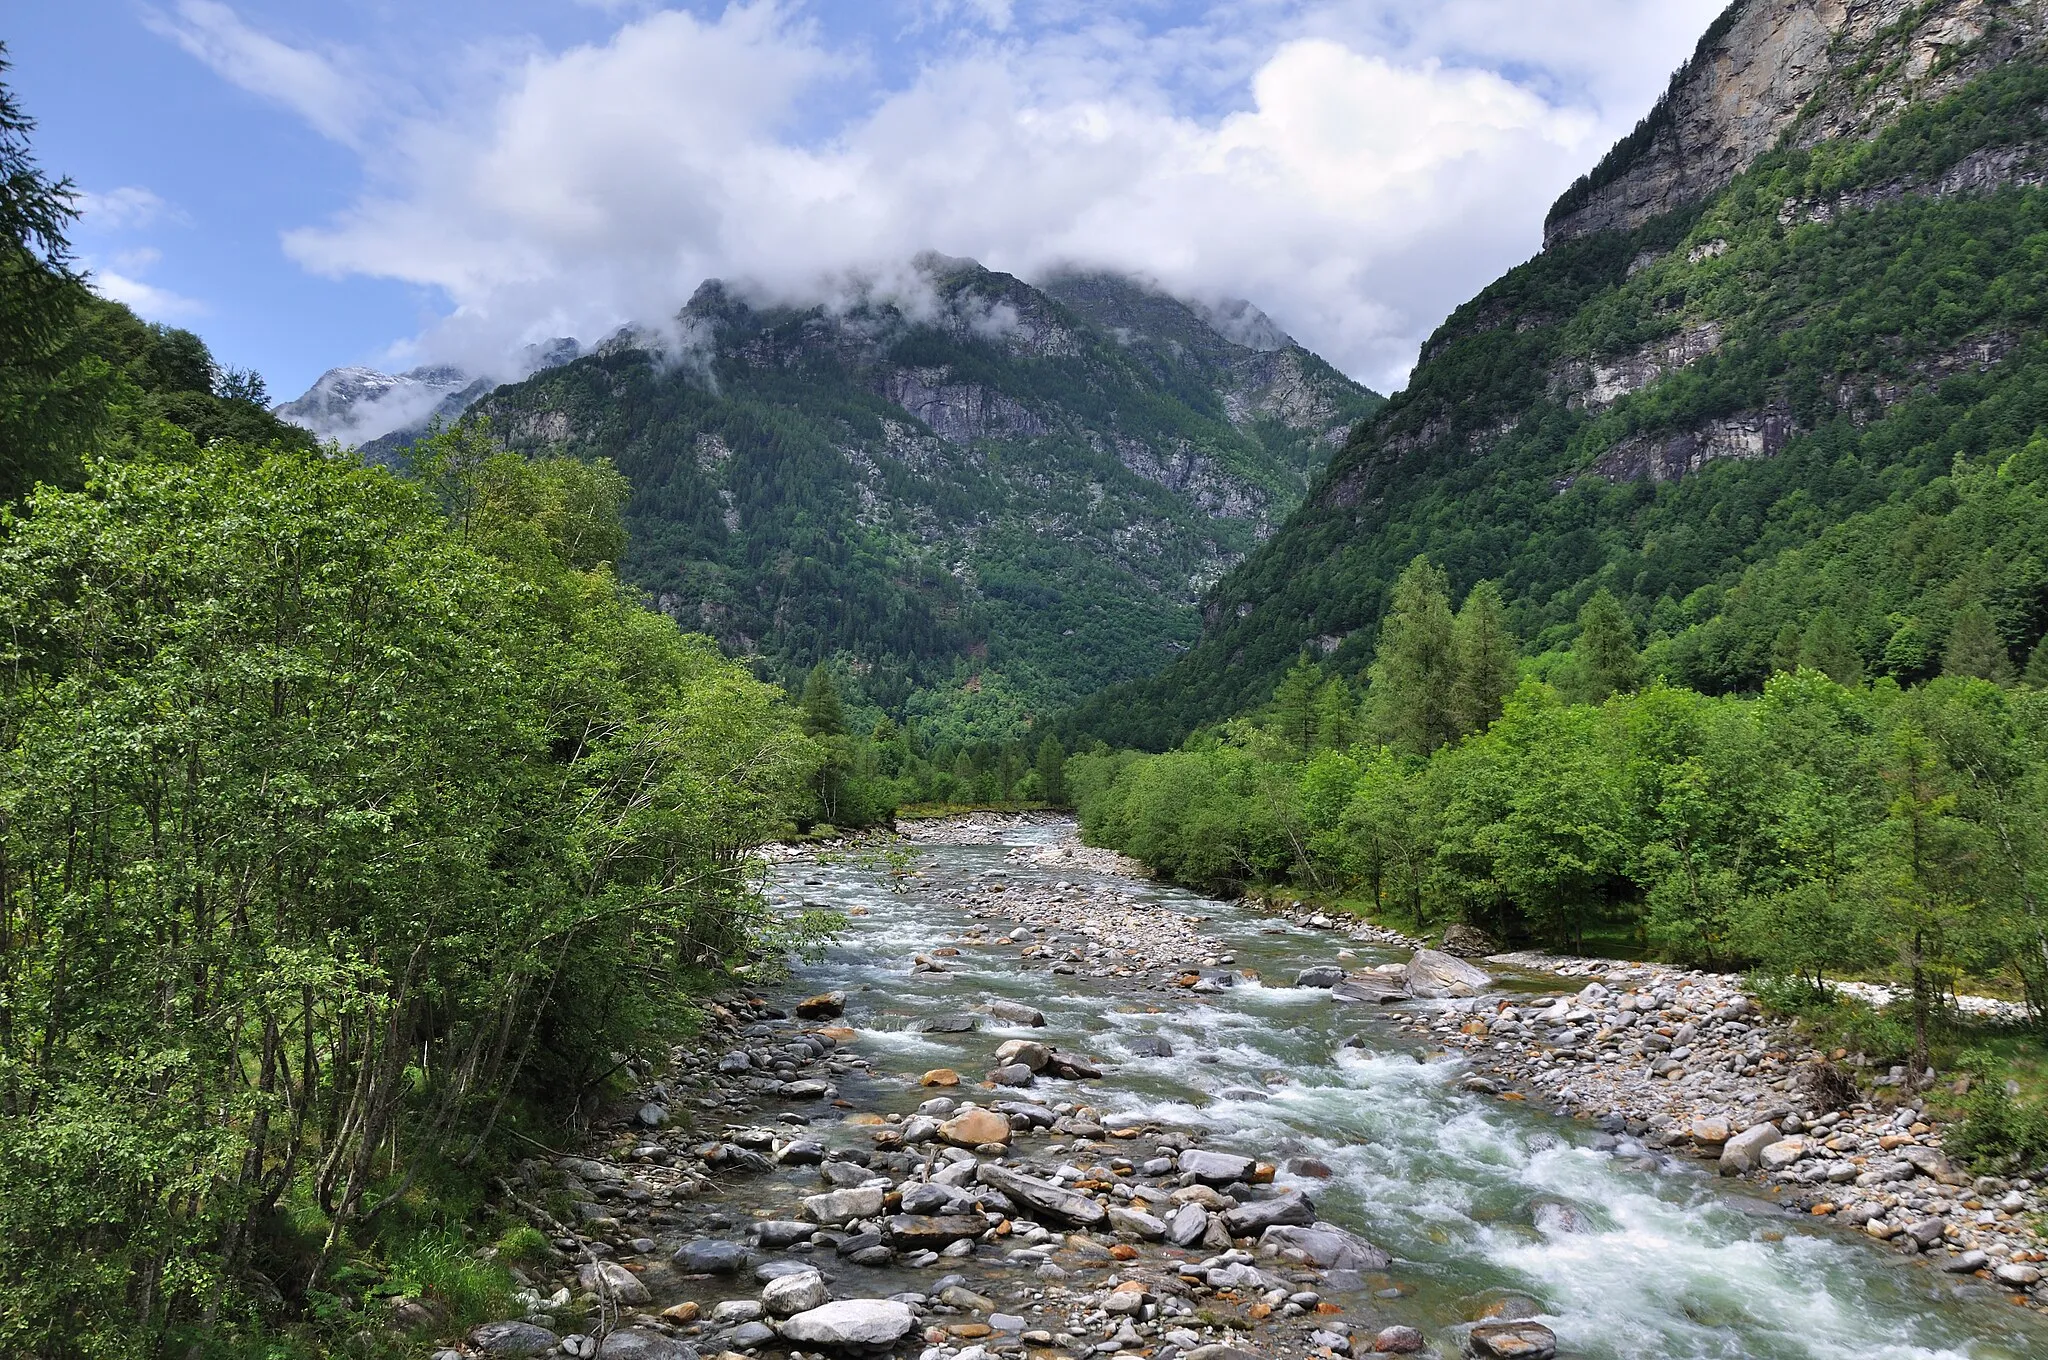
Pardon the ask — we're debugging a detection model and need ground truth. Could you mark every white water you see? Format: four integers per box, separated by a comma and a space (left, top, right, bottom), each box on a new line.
770, 821, 2045, 1359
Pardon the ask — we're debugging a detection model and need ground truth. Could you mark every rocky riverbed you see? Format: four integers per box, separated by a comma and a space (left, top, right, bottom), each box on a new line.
430, 816, 2048, 1360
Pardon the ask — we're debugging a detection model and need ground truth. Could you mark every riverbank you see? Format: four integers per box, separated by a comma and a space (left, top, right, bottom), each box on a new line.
434, 814, 2047, 1360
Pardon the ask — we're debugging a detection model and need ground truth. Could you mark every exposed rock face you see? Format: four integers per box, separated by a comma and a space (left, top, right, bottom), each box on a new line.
1546, 0, 2043, 246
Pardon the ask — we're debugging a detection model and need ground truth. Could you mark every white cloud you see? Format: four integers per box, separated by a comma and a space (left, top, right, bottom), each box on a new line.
143, 0, 371, 146
89, 266, 207, 320
76, 185, 180, 230
202, 0, 1728, 389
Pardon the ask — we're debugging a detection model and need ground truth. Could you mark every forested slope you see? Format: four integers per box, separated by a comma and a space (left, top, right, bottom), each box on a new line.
1071, 0, 2048, 748
469, 262, 1380, 739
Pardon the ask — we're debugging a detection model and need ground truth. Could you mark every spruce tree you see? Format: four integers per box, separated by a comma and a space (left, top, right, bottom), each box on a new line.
1801, 609, 1863, 686
1367, 557, 1458, 754
1942, 603, 2014, 683
1450, 579, 1518, 735
799, 663, 846, 736
1035, 735, 1067, 806
2024, 636, 2048, 689
1573, 589, 1645, 703
1270, 653, 1324, 756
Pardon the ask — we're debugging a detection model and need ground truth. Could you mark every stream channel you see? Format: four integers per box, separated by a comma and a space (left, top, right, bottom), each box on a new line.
747, 819, 2048, 1360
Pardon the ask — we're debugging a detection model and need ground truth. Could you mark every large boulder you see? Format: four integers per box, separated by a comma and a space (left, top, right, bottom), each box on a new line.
1331, 976, 1409, 1004
575, 1260, 649, 1305
1405, 949, 1491, 999
777, 1299, 918, 1348
995, 1039, 1051, 1071
795, 990, 846, 1019
1178, 1149, 1256, 1185
1440, 922, 1502, 957
1261, 1222, 1391, 1270
1295, 965, 1347, 988
469, 1322, 558, 1357
1166, 1201, 1210, 1247
802, 1186, 886, 1224
761, 1268, 831, 1317
985, 999, 1046, 1026
884, 1214, 987, 1249
673, 1239, 750, 1274
1468, 1321, 1557, 1359
1719, 1122, 1780, 1175
595, 1328, 697, 1360
939, 1107, 1012, 1147
976, 1162, 1107, 1226
1222, 1190, 1316, 1235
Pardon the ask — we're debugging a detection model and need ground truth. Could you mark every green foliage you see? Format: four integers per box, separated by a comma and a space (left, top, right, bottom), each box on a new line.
0, 427, 818, 1355
382, 1234, 514, 1331
1365, 558, 1459, 755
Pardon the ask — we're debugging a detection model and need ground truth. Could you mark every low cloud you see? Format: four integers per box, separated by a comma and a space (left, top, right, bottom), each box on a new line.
177, 0, 1727, 390
88, 265, 206, 320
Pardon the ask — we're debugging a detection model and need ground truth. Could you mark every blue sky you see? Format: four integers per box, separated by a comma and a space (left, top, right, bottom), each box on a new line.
11, 2, 1726, 401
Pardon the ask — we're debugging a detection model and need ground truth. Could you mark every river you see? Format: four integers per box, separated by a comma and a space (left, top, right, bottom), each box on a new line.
763, 817, 2047, 1360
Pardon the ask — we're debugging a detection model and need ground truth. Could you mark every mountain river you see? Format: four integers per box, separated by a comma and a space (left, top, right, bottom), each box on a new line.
749, 818, 2048, 1360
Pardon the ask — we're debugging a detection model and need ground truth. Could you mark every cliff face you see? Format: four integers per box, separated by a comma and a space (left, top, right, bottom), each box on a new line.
1546, 0, 2043, 245
467, 260, 1380, 726
1071, 0, 2048, 747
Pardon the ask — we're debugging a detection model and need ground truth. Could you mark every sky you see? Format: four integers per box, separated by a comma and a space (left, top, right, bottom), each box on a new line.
11, 1, 1728, 401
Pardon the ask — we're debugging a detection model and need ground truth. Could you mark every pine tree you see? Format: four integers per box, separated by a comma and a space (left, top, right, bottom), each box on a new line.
1770, 623, 1804, 676
1574, 589, 1645, 703
1942, 603, 2014, 683
1035, 735, 1067, 806
1367, 557, 1459, 754
799, 663, 846, 736
2024, 636, 2048, 689
1312, 677, 1355, 751
1801, 609, 1863, 686
1270, 653, 1324, 756
1450, 579, 1518, 735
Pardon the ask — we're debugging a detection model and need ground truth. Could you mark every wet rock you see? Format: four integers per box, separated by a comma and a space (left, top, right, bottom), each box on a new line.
985, 1000, 1046, 1027
1905, 1217, 1949, 1248
1469, 1321, 1557, 1359
918, 1016, 978, 1033
469, 1322, 558, 1357
1129, 1035, 1175, 1057
1106, 1204, 1168, 1239
1532, 1202, 1592, 1235
1440, 922, 1501, 957
939, 1108, 1013, 1147
1374, 1325, 1427, 1353
1405, 949, 1491, 1000
976, 1162, 1107, 1226
727, 1320, 777, 1348
1996, 1262, 2043, 1286
777, 1299, 917, 1349
753, 1221, 814, 1251
595, 1328, 696, 1360
1288, 1157, 1335, 1178
1222, 1190, 1316, 1234
710, 1300, 763, 1323
776, 1139, 826, 1166
1296, 965, 1347, 988
795, 991, 846, 1019
761, 1268, 830, 1316
899, 1182, 955, 1214
994, 1039, 1050, 1071
920, 1068, 960, 1086
884, 1214, 986, 1249
1178, 1149, 1256, 1185
988, 1062, 1036, 1087
1332, 977, 1410, 1004
717, 1050, 752, 1073
1261, 1222, 1391, 1270
577, 1261, 651, 1305
803, 1187, 886, 1225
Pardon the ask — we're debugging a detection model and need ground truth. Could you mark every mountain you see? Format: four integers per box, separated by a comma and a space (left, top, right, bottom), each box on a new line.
468, 257, 1380, 735
274, 338, 581, 452
1072, 0, 2048, 748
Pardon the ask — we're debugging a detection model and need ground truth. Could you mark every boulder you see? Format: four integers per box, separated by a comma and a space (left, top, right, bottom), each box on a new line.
884, 1214, 986, 1249
753, 1221, 814, 1251
469, 1323, 559, 1357
1165, 1201, 1210, 1247
988, 1063, 1036, 1087
1405, 949, 1491, 999
1758, 1138, 1809, 1172
761, 1268, 831, 1317
1440, 922, 1502, 957
1222, 1190, 1316, 1235
795, 991, 846, 1019
595, 1328, 696, 1360
777, 1299, 918, 1349
1331, 977, 1409, 1004
1719, 1122, 1780, 1175
994, 1039, 1051, 1071
1295, 965, 1347, 988
576, 1261, 650, 1305
1128, 1035, 1175, 1057
917, 1016, 978, 1033
1261, 1222, 1391, 1270
898, 1182, 955, 1214
1374, 1325, 1428, 1353
1178, 1149, 1256, 1185
939, 1108, 1013, 1148
920, 1068, 960, 1087
802, 1187, 886, 1225
1469, 1321, 1557, 1359
975, 1162, 1107, 1226
985, 999, 1046, 1026
1106, 1204, 1168, 1239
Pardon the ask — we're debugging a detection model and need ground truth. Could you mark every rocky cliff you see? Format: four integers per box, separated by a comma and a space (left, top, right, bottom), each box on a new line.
1547, 0, 2045, 245
1071, 0, 2048, 746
